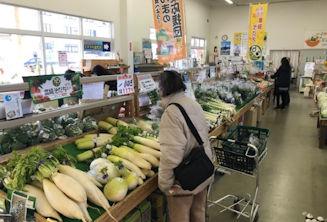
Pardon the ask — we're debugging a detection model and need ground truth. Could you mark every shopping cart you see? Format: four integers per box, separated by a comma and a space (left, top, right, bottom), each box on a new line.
207, 126, 269, 222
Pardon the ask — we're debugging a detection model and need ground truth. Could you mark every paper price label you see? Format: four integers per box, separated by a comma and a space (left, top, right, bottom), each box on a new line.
137, 74, 157, 93
117, 74, 135, 95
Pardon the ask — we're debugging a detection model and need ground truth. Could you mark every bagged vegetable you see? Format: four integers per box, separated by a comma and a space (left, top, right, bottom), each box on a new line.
82, 116, 98, 132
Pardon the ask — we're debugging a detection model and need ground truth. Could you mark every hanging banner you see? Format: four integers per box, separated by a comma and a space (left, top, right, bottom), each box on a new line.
304, 31, 327, 49
233, 33, 242, 55
152, 0, 186, 63
247, 3, 268, 61
29, 73, 82, 104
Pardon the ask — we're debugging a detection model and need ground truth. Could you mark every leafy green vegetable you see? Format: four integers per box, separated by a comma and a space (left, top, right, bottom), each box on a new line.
3, 147, 48, 190
82, 116, 98, 132
65, 123, 83, 137
111, 126, 142, 147
53, 124, 65, 137
51, 145, 76, 167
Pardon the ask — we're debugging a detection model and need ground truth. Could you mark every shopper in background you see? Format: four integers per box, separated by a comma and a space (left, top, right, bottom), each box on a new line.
158, 70, 214, 222
91, 65, 117, 90
271, 57, 291, 109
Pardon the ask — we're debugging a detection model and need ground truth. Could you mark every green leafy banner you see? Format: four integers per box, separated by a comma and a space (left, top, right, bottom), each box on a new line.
29, 73, 82, 104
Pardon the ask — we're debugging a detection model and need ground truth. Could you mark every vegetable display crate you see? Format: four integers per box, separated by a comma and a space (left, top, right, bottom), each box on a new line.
216, 126, 269, 174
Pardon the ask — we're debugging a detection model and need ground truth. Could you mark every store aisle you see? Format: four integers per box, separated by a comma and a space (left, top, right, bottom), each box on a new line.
208, 91, 327, 222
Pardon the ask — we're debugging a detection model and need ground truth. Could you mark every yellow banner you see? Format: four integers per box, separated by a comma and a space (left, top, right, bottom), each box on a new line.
234, 32, 242, 45
152, 0, 186, 63
247, 3, 268, 61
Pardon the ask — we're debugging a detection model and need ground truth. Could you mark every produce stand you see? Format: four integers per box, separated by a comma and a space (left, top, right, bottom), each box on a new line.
317, 114, 327, 149
259, 85, 274, 115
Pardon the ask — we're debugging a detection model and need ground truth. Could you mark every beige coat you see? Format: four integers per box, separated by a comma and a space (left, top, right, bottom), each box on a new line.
158, 92, 214, 196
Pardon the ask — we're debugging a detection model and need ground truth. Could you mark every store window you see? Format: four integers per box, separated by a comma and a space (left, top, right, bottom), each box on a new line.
42, 12, 80, 35
0, 4, 40, 31
44, 38, 81, 74
191, 37, 206, 65
83, 18, 112, 38
0, 3, 114, 84
150, 28, 158, 60
0, 34, 44, 84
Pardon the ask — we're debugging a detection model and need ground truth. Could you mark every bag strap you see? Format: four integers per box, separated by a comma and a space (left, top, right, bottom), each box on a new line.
169, 103, 204, 146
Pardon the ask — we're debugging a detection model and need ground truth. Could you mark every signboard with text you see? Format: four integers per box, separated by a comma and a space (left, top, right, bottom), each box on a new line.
152, 0, 186, 63
84, 40, 111, 52
117, 74, 135, 96
247, 3, 268, 61
29, 73, 82, 104
304, 31, 327, 49
137, 74, 157, 93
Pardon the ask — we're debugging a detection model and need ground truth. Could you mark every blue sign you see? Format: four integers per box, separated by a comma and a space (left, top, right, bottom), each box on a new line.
102, 42, 111, 52
84, 40, 111, 52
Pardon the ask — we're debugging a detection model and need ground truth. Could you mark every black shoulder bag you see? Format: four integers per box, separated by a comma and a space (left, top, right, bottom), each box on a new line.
169, 103, 214, 191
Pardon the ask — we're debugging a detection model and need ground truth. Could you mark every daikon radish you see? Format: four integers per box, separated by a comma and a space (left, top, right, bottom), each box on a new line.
31, 180, 43, 190
77, 202, 92, 222
57, 165, 117, 221
23, 185, 62, 222
128, 142, 161, 158
43, 179, 86, 222
113, 146, 151, 170
82, 171, 103, 188
138, 153, 159, 167
133, 136, 160, 150
51, 172, 87, 203
107, 155, 146, 179
141, 169, 155, 177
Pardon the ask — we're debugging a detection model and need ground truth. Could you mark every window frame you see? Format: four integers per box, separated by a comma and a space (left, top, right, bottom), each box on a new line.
0, 2, 115, 75
190, 37, 207, 64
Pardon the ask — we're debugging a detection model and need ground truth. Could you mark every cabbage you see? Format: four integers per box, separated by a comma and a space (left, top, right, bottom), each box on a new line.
104, 177, 128, 202
89, 158, 120, 184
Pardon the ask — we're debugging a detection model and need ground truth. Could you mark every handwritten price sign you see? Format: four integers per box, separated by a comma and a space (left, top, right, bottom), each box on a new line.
137, 74, 157, 93
117, 74, 135, 95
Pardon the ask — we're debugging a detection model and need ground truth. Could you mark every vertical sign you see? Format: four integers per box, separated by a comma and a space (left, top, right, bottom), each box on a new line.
152, 0, 186, 63
58, 51, 68, 67
247, 3, 268, 61
233, 32, 242, 55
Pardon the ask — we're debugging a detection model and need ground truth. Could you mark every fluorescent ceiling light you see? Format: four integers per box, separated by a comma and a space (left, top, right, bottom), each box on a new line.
225, 0, 233, 4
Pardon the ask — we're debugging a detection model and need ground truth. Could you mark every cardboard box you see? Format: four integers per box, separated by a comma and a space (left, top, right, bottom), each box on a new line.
244, 107, 257, 127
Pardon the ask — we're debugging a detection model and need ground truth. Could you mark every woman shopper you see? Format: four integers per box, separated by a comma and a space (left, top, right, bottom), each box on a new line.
158, 70, 214, 222
271, 57, 291, 109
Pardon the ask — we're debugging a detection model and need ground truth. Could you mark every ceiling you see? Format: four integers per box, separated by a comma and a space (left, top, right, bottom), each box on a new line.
205, 0, 319, 7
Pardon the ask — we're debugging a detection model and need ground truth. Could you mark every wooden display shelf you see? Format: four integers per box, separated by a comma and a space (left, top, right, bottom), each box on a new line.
0, 75, 121, 93
0, 130, 97, 164
0, 175, 157, 222
0, 95, 133, 130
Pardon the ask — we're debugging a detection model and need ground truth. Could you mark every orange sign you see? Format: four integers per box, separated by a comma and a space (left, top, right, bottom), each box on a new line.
152, 0, 186, 63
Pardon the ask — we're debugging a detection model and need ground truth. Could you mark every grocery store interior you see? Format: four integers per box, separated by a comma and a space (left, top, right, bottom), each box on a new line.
0, 0, 327, 222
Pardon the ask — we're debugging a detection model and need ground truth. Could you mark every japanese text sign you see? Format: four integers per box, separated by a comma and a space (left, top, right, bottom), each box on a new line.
247, 3, 268, 61
137, 74, 157, 93
29, 73, 82, 104
84, 40, 111, 52
304, 31, 327, 49
152, 0, 186, 63
117, 74, 135, 96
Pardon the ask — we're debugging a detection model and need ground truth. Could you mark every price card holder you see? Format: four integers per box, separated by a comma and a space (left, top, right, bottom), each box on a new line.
117, 74, 135, 96
137, 74, 157, 94
4, 93, 23, 120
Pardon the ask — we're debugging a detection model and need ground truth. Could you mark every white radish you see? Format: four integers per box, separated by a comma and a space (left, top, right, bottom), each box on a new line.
138, 153, 159, 167
23, 185, 62, 222
107, 155, 146, 179
77, 201, 92, 222
141, 169, 155, 177
43, 179, 87, 222
83, 171, 103, 187
31, 180, 43, 190
57, 165, 117, 221
51, 172, 87, 203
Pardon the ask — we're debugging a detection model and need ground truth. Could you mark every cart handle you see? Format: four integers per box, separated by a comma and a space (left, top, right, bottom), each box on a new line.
212, 136, 259, 158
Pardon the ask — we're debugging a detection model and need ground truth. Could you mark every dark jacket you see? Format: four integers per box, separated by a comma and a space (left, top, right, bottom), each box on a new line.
271, 66, 291, 88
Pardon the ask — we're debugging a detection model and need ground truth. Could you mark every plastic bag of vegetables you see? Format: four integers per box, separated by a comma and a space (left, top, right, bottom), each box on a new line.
65, 123, 83, 137
82, 116, 98, 132
39, 127, 57, 143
